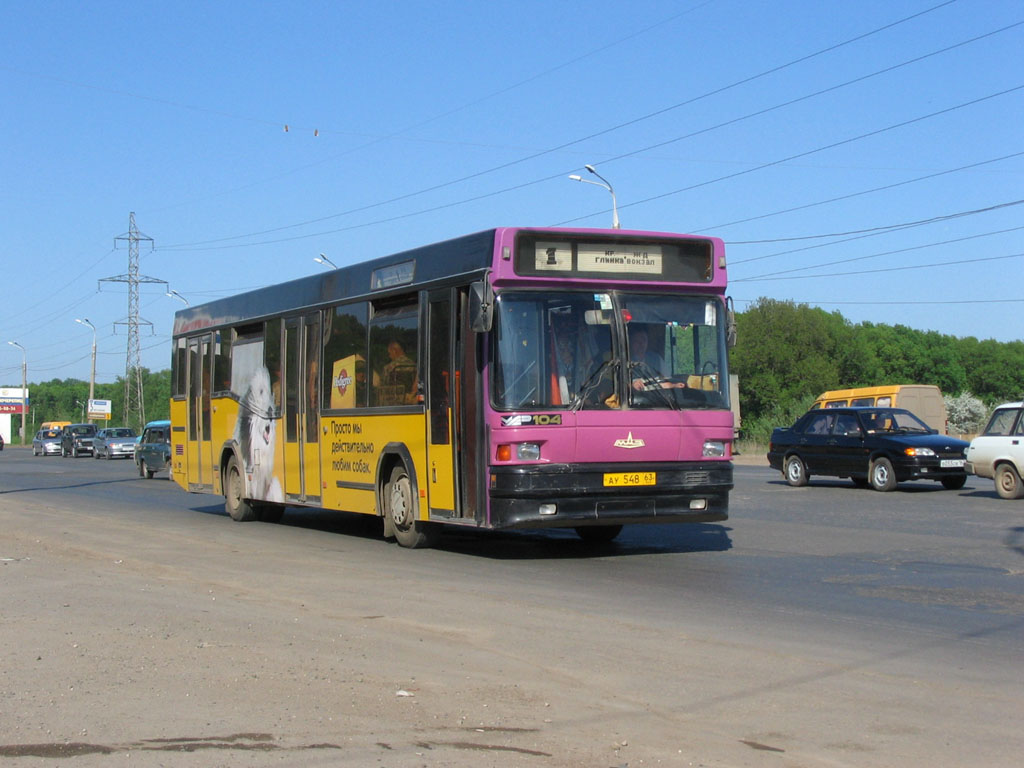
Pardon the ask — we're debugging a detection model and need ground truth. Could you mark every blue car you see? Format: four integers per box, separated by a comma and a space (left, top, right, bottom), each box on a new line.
135, 420, 171, 479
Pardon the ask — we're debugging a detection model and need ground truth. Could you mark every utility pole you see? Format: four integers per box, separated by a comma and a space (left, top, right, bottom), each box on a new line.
100, 213, 166, 431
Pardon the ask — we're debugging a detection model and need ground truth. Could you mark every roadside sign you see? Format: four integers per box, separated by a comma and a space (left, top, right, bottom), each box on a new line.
88, 399, 112, 421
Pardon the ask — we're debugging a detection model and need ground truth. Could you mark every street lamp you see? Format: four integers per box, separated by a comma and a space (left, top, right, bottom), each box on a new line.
75, 318, 96, 421
314, 253, 337, 269
7, 341, 27, 444
568, 164, 621, 229
165, 289, 189, 306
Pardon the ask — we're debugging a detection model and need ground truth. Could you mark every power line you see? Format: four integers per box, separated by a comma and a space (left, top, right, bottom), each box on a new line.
733, 297, 1024, 307
714, 151, 1024, 244
559, 82, 1024, 225
158, 0, 966, 251
736, 247, 1024, 283
726, 198, 1024, 246
734, 224, 1024, 281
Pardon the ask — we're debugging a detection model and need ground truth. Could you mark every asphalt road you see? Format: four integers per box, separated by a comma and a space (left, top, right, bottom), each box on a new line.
0, 446, 1021, 767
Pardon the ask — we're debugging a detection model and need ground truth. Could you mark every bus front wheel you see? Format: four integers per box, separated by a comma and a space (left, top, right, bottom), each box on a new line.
386, 464, 437, 549
224, 456, 258, 522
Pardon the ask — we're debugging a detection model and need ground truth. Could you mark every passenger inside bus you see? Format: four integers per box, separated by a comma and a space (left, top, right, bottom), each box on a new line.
377, 340, 418, 405
627, 324, 686, 392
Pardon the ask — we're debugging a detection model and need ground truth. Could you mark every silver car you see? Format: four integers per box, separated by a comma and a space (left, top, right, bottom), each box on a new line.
965, 402, 1024, 499
32, 429, 63, 456
93, 427, 138, 459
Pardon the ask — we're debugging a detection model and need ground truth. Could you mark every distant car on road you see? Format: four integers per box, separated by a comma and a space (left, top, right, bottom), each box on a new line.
32, 429, 63, 456
135, 420, 171, 479
768, 407, 969, 491
61, 423, 97, 457
965, 401, 1024, 499
93, 427, 138, 459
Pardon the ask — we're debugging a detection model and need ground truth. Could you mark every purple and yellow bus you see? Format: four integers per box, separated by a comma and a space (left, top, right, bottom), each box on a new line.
169, 227, 735, 547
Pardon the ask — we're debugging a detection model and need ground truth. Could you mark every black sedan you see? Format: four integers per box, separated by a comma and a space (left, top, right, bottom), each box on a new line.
767, 407, 969, 491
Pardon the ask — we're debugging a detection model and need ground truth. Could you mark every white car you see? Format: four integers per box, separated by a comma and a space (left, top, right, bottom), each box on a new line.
965, 402, 1024, 499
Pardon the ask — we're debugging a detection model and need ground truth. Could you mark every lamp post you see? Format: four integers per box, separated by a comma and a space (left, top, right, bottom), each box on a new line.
7, 341, 27, 444
568, 164, 621, 229
75, 318, 97, 421
165, 289, 189, 306
314, 253, 337, 269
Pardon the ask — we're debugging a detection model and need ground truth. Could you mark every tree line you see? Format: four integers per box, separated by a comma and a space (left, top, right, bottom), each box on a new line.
4, 368, 170, 439
731, 298, 1024, 443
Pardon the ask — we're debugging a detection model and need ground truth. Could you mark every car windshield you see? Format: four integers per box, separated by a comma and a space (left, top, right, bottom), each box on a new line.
71, 426, 96, 435
110, 428, 135, 438
983, 408, 1021, 436
492, 290, 729, 411
859, 408, 931, 433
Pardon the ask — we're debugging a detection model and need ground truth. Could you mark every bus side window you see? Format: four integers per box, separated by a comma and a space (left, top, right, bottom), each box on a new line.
323, 303, 368, 410
265, 318, 283, 413
876, 396, 892, 407
369, 297, 419, 407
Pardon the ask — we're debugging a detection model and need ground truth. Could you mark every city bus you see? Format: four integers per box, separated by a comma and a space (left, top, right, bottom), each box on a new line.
169, 227, 735, 547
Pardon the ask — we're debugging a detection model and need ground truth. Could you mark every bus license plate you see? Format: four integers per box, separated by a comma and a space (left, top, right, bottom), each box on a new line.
940, 459, 965, 468
604, 472, 656, 487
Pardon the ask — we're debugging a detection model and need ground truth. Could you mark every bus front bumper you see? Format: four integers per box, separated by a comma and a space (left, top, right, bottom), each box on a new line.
487, 461, 732, 529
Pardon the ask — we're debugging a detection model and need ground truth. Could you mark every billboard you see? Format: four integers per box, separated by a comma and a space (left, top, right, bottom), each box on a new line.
0, 387, 28, 415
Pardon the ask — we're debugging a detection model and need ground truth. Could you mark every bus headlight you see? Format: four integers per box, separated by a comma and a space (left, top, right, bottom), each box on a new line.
702, 440, 727, 457
496, 442, 542, 462
517, 443, 541, 461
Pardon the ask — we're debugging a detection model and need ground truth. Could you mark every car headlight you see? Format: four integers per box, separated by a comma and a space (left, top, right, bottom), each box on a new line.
904, 447, 935, 457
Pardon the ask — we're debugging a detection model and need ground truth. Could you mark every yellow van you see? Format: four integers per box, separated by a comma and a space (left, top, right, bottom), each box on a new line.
810, 385, 947, 433
40, 420, 72, 432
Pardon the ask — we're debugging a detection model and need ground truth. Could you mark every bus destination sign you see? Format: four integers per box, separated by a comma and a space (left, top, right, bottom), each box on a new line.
517, 232, 717, 281
577, 244, 662, 274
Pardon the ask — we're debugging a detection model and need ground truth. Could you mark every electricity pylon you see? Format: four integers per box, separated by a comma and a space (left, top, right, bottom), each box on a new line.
100, 212, 166, 430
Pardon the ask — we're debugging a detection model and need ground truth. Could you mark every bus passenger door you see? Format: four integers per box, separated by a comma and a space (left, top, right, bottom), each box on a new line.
302, 313, 321, 502
426, 287, 481, 520
282, 314, 321, 503
186, 335, 214, 490
426, 290, 457, 516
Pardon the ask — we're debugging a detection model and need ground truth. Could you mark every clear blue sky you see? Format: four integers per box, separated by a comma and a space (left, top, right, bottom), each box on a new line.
2, 0, 1021, 385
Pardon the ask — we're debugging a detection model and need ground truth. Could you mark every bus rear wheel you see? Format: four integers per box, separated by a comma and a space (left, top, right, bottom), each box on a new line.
386, 464, 437, 549
224, 456, 257, 522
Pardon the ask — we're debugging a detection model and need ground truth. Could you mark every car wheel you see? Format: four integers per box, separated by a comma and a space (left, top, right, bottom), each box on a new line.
138, 459, 146, 478
995, 463, 1024, 500
870, 457, 897, 492
386, 464, 437, 548
784, 455, 808, 487
224, 456, 258, 521
941, 475, 967, 491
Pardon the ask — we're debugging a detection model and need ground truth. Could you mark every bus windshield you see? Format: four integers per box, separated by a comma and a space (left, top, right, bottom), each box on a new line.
493, 290, 729, 411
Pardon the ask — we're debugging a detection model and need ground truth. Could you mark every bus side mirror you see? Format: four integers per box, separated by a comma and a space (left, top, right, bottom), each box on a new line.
726, 296, 737, 348
469, 279, 494, 332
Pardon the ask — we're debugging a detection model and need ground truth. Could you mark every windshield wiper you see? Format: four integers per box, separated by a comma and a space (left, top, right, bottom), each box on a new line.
570, 360, 618, 411
627, 362, 679, 410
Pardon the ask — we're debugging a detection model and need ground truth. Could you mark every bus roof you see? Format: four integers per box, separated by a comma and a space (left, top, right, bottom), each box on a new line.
172, 226, 726, 336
